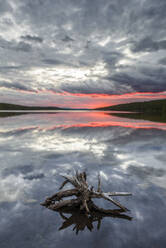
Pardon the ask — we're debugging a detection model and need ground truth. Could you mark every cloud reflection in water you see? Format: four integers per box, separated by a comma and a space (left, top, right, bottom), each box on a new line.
0, 112, 166, 247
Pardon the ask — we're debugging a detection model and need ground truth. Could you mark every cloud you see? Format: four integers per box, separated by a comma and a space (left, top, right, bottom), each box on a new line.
42, 58, 65, 65
23, 173, 45, 180
14, 41, 32, 52
0, 0, 166, 106
131, 37, 166, 53
104, 51, 124, 67
61, 35, 74, 42
0, 81, 35, 92
0, 37, 32, 52
2, 165, 34, 177
109, 62, 166, 92
0, 0, 13, 15
159, 57, 166, 65
0, 66, 22, 71
20, 35, 43, 43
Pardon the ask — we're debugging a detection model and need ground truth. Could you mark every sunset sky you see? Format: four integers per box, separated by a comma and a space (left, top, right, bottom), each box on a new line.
0, 0, 166, 108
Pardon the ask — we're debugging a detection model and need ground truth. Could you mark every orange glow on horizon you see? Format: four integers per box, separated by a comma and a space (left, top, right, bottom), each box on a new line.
2, 86, 166, 108
3, 112, 166, 131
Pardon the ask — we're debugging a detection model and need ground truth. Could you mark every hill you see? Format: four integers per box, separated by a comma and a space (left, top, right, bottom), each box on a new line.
0, 103, 67, 111
96, 99, 166, 113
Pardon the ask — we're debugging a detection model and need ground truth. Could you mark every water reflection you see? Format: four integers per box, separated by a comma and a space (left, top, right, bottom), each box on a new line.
111, 112, 166, 124
1, 111, 166, 131
57, 209, 132, 234
0, 112, 166, 247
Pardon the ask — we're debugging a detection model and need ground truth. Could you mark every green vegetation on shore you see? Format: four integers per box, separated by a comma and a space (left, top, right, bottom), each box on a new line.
0, 103, 90, 111
96, 99, 166, 114
0, 112, 28, 118
1, 99, 166, 114
0, 103, 67, 111
110, 112, 166, 123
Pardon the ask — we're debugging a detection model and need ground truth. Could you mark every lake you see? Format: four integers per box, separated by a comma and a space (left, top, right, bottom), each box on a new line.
0, 112, 166, 248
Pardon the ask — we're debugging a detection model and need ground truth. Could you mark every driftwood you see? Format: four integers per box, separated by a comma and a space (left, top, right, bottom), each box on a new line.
41, 172, 132, 219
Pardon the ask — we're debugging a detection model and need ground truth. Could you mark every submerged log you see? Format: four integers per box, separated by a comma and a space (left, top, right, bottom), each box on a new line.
41, 171, 132, 216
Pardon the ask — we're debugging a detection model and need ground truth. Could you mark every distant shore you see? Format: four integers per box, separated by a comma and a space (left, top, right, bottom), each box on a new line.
1, 99, 166, 114
96, 99, 166, 114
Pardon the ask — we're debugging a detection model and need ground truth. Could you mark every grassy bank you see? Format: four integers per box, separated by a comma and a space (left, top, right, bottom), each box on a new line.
97, 99, 166, 114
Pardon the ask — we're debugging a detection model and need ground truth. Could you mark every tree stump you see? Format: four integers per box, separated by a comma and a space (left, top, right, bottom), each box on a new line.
41, 171, 132, 215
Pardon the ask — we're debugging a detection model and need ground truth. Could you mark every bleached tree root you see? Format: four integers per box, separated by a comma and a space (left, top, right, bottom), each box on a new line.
41, 172, 132, 214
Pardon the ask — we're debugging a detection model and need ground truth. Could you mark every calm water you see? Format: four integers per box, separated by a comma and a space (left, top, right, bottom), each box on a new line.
0, 112, 166, 248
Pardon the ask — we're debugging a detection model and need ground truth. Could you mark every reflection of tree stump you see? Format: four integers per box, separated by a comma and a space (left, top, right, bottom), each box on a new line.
58, 208, 132, 234
41, 172, 132, 216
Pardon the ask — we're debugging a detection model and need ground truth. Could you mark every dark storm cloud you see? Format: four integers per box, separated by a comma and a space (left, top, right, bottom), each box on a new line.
60, 80, 130, 95
23, 173, 45, 180
140, 65, 166, 79
0, 81, 35, 92
2, 165, 34, 177
0, 36, 13, 49
62, 35, 74, 42
21, 35, 43, 43
128, 165, 166, 180
131, 37, 166, 53
159, 57, 166, 65
0, 37, 32, 52
109, 63, 166, 92
0, 0, 166, 103
142, 0, 166, 22
0, 65, 22, 71
103, 51, 124, 67
12, 41, 32, 52
42, 58, 64, 65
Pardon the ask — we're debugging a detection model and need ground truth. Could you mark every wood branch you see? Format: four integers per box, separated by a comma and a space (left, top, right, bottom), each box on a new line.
97, 219, 101, 230
89, 201, 132, 220
97, 173, 101, 192
92, 191, 132, 197
61, 174, 81, 188
91, 192, 128, 211
102, 193, 129, 211
108, 192, 132, 196
83, 172, 87, 181
40, 189, 79, 207
59, 179, 69, 190
59, 212, 68, 220
82, 172, 88, 186
82, 199, 90, 213
48, 199, 81, 211
41, 171, 132, 218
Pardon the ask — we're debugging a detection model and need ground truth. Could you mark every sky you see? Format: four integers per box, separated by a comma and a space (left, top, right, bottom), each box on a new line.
0, 0, 166, 108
